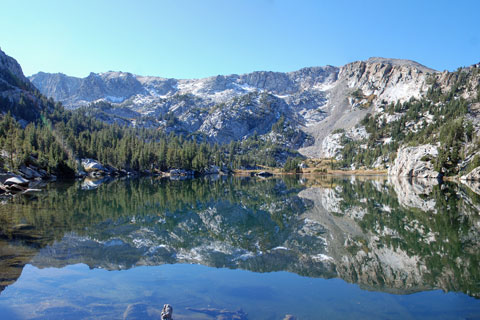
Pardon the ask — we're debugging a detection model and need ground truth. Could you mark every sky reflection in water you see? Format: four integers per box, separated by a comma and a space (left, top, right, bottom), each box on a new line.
0, 176, 478, 319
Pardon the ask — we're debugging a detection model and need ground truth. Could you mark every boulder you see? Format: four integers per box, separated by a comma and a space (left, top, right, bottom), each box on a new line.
169, 169, 193, 176
388, 144, 440, 178
161, 304, 173, 320
19, 165, 42, 179
0, 173, 19, 184
4, 176, 29, 187
81, 158, 106, 173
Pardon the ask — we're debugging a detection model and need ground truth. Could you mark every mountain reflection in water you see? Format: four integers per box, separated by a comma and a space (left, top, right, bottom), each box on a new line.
0, 175, 479, 318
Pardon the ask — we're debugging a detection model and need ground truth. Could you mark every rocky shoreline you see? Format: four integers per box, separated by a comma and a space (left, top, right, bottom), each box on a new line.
0, 158, 235, 196
3, 150, 480, 199
0, 166, 56, 198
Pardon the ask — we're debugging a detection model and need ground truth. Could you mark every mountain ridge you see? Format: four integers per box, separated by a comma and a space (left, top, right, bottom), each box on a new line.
29, 56, 438, 157
4, 46, 480, 178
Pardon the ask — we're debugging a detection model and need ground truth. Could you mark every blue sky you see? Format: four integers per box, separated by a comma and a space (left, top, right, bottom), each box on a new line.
0, 0, 479, 78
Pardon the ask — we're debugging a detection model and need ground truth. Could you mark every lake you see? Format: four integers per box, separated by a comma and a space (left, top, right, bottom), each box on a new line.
0, 175, 479, 319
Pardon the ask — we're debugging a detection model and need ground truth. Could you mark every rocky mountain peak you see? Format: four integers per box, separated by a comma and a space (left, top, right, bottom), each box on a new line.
29, 72, 81, 101
366, 57, 437, 73
337, 56, 436, 107
0, 47, 32, 90
0, 49, 52, 122
0, 48, 27, 80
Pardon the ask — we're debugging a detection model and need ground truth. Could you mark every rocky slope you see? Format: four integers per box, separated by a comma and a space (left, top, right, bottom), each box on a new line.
0, 48, 31, 87
30, 58, 436, 151
323, 61, 480, 178
0, 48, 52, 123
300, 58, 435, 157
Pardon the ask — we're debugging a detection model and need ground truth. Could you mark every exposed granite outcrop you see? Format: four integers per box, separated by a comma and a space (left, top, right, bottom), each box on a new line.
388, 144, 440, 178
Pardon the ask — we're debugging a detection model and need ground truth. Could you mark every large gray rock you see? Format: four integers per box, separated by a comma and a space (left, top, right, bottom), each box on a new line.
4, 176, 29, 186
388, 144, 440, 178
0, 173, 19, 184
19, 165, 42, 179
81, 158, 106, 173
161, 304, 173, 320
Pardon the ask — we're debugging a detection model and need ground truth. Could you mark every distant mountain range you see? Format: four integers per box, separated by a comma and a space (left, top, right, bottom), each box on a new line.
2, 47, 480, 178
28, 57, 439, 157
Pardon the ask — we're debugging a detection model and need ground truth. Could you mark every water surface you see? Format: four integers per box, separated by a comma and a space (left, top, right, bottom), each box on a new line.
0, 175, 479, 319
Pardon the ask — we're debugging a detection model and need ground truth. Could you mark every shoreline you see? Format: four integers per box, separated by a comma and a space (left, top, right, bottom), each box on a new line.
232, 169, 388, 176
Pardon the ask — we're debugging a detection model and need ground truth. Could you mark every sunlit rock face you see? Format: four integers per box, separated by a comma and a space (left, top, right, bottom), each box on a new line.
339, 58, 434, 109
388, 144, 440, 178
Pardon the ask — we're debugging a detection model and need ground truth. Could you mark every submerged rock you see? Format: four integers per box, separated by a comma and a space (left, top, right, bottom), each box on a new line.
186, 307, 247, 320
123, 303, 150, 320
